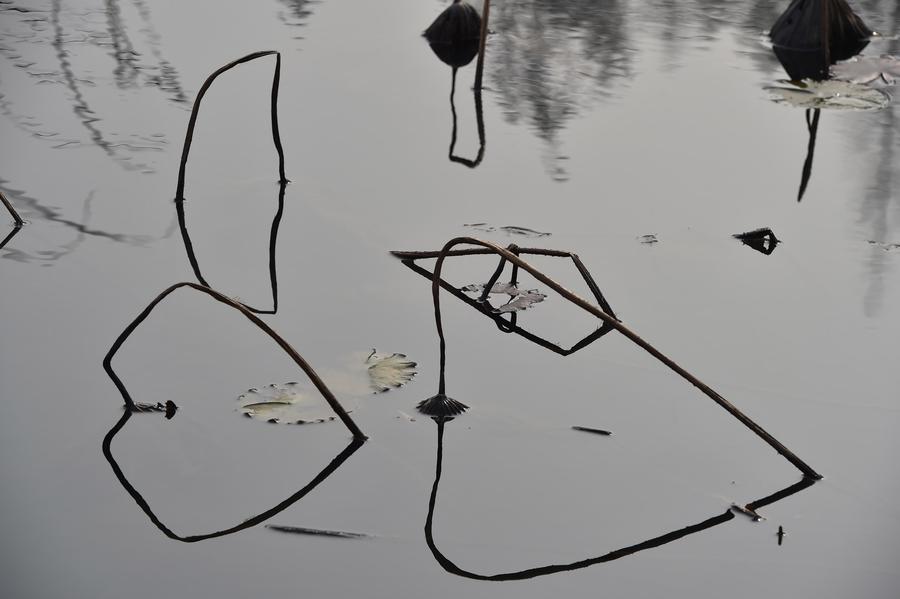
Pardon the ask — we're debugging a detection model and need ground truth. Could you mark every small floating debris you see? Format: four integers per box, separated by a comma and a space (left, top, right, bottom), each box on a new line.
366, 350, 417, 393
130, 400, 178, 419
777, 525, 786, 546
731, 503, 765, 522
733, 227, 780, 255
572, 425, 612, 436
238, 383, 337, 425
867, 240, 900, 251
397, 410, 416, 422
461, 282, 546, 313
637, 234, 658, 245
417, 393, 468, 417
265, 525, 370, 539
463, 223, 551, 238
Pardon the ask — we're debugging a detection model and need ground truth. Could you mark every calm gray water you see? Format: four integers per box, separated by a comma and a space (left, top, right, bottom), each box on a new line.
1, 1, 899, 597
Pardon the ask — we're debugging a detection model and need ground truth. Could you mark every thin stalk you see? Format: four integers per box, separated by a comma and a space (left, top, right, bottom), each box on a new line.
473, 0, 490, 91
1, 190, 24, 227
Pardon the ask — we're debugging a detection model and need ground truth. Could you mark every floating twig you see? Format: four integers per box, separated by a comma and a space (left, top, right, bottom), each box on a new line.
103, 282, 365, 439
265, 525, 370, 539
572, 425, 612, 436
401, 237, 820, 480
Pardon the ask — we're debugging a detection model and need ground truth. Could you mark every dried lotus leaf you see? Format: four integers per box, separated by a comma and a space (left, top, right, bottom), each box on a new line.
366, 351, 417, 393
237, 383, 338, 425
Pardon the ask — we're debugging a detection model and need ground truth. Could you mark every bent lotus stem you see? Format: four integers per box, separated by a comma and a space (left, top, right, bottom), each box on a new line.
1, 190, 24, 227
103, 281, 365, 439
175, 50, 287, 202
428, 237, 821, 480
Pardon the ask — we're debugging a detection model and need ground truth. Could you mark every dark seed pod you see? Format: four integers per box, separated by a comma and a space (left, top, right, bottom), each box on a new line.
424, 1, 482, 68
417, 393, 469, 417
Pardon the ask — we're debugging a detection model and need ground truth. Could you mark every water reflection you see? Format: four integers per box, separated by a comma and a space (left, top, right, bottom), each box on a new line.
448, 66, 486, 168
0, 180, 160, 264
103, 410, 364, 543
797, 108, 821, 201
176, 181, 285, 314
487, 0, 633, 180
424, 416, 816, 580
277, 0, 319, 30
860, 101, 898, 317
0, 0, 185, 170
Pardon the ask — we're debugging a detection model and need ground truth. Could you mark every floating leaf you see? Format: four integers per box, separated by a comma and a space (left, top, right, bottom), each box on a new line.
237, 383, 337, 425
766, 80, 890, 110
366, 350, 417, 393
832, 55, 900, 87
462, 282, 547, 313
495, 290, 547, 313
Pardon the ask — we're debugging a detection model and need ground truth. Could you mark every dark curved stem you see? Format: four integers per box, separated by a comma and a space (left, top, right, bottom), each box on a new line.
1, 190, 24, 227
103, 282, 365, 439
175, 50, 286, 202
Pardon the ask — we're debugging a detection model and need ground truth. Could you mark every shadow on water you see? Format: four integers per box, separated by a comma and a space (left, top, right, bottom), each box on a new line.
398, 238, 821, 480
424, 416, 817, 581
174, 50, 287, 313
101, 282, 366, 541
